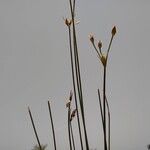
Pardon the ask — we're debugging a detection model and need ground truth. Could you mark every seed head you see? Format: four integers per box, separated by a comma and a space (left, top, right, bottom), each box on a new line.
100, 54, 107, 67
70, 109, 77, 120
89, 34, 94, 44
111, 26, 116, 36
65, 18, 72, 27
69, 90, 73, 101
71, 109, 77, 118
66, 101, 71, 108
98, 40, 102, 49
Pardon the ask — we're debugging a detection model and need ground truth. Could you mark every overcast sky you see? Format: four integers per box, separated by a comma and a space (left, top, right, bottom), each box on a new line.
0, 0, 150, 150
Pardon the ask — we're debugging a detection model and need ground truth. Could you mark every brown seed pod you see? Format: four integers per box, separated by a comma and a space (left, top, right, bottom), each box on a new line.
111, 26, 116, 36
89, 34, 94, 44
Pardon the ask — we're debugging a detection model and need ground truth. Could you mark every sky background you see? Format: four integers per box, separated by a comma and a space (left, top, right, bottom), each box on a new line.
0, 0, 150, 150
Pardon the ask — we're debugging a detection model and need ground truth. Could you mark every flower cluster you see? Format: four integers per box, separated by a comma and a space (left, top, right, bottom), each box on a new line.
89, 26, 116, 67
66, 90, 77, 121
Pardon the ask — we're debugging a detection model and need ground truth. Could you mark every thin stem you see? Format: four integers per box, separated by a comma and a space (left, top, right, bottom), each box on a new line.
70, 122, 76, 150
73, 0, 75, 16
69, 0, 89, 149
97, 89, 104, 129
106, 35, 114, 62
105, 96, 110, 150
28, 107, 42, 150
69, 0, 73, 16
68, 107, 72, 150
103, 67, 107, 150
92, 42, 101, 58
68, 25, 84, 150
98, 89, 106, 150
98, 45, 102, 55
103, 33, 114, 150
48, 101, 57, 150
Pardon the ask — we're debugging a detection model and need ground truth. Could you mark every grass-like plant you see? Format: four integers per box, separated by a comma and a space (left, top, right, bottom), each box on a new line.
66, 0, 90, 149
89, 26, 116, 150
28, 0, 117, 150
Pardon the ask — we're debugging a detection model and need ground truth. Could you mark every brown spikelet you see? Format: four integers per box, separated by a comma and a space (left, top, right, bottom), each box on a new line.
66, 101, 71, 108
98, 40, 102, 49
111, 26, 116, 36
71, 109, 77, 118
65, 18, 72, 27
89, 34, 94, 44
99, 54, 107, 67
69, 90, 73, 101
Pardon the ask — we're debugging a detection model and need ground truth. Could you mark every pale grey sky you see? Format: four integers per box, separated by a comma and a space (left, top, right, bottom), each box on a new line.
0, 0, 150, 150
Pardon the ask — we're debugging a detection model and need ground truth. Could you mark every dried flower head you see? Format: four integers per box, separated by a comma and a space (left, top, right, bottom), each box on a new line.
65, 18, 72, 27
66, 101, 71, 108
111, 26, 116, 36
70, 109, 77, 121
98, 40, 102, 49
69, 90, 73, 101
100, 54, 107, 67
71, 109, 77, 118
89, 34, 94, 44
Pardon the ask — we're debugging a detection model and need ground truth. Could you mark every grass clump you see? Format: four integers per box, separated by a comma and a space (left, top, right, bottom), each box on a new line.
28, 0, 117, 150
